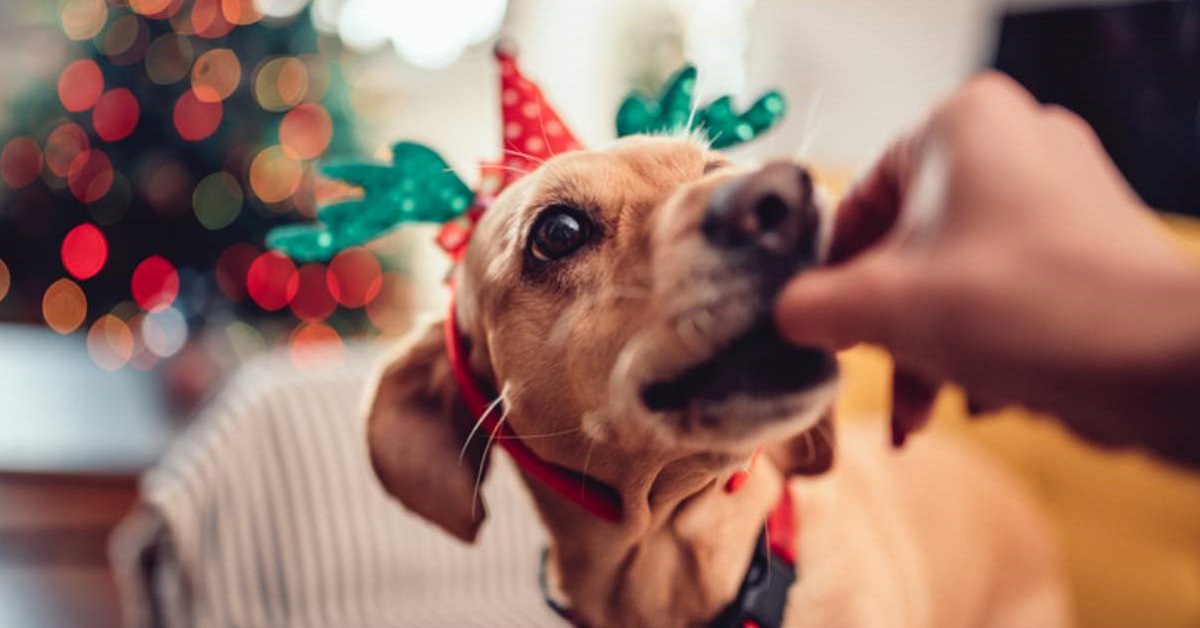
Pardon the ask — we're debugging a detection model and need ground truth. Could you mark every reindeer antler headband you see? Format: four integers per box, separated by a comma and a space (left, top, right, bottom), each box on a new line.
267, 48, 787, 263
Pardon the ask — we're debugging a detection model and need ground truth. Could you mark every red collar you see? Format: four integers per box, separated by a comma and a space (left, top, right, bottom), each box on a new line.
444, 290, 623, 522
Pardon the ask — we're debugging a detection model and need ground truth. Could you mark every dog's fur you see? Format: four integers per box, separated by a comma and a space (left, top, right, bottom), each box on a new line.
367, 136, 1071, 627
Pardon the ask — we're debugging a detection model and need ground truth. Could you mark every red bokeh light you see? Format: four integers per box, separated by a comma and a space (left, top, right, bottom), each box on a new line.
173, 89, 223, 141
246, 251, 299, 311
132, 255, 180, 312
326, 247, 382, 309
67, 149, 114, 203
1, 137, 43, 189
215, 242, 259, 301
290, 263, 336, 321
45, 123, 90, 177
58, 59, 104, 113
280, 103, 333, 160
93, 88, 140, 142
61, 223, 109, 280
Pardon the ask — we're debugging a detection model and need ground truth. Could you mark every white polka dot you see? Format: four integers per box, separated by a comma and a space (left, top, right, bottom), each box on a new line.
504, 122, 522, 139
525, 137, 544, 153
521, 102, 540, 118
502, 89, 518, 106
545, 120, 562, 136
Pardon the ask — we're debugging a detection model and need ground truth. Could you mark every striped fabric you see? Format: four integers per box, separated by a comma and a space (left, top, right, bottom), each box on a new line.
112, 346, 564, 628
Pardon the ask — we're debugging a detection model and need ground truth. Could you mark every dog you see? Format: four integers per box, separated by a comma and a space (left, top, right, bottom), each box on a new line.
366, 135, 1071, 628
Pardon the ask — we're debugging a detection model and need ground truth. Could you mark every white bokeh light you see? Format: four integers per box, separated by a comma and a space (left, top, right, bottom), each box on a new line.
335, 0, 508, 68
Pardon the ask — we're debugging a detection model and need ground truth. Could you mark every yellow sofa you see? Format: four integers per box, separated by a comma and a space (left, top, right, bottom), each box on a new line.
833, 214, 1200, 628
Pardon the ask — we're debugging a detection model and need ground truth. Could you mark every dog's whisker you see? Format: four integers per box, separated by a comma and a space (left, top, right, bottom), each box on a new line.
674, 317, 711, 362
503, 144, 546, 165
460, 387, 509, 464
795, 88, 825, 162
471, 404, 509, 521
580, 435, 598, 503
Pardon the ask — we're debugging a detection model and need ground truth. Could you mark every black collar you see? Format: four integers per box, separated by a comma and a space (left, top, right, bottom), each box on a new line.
539, 529, 798, 628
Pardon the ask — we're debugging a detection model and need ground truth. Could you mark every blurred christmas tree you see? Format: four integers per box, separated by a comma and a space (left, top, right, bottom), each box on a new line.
0, 0, 401, 371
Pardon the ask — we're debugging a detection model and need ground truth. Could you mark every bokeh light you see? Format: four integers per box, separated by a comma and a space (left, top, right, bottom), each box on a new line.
45, 123, 90, 177
173, 89, 224, 141
88, 171, 133, 225
67, 149, 114, 203
366, 271, 415, 334
61, 223, 109, 280
145, 34, 194, 85
246, 251, 299, 311
87, 314, 135, 371
280, 103, 333, 160
221, 0, 262, 25
101, 14, 150, 66
93, 88, 140, 142
289, 321, 344, 368
192, 0, 235, 39
290, 263, 336, 321
43, 278, 88, 334
248, 146, 302, 203
131, 255, 180, 313
58, 59, 104, 113
253, 0, 309, 19
215, 243, 259, 301
253, 56, 308, 112
141, 307, 188, 358
327, 247, 382, 309
0, 259, 10, 303
139, 158, 193, 216
1, 137, 43, 189
192, 48, 241, 102
129, 0, 174, 16
61, 0, 108, 41
192, 171, 243, 230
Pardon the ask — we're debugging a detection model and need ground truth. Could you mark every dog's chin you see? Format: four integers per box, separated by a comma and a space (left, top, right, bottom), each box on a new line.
630, 321, 839, 452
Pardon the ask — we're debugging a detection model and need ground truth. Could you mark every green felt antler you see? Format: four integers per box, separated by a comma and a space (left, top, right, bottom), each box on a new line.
266, 142, 474, 262
616, 65, 787, 149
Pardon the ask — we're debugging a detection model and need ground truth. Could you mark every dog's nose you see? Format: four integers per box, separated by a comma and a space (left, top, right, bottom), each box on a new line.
702, 162, 816, 258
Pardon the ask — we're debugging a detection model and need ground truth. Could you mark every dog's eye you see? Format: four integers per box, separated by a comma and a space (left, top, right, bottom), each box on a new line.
530, 206, 590, 262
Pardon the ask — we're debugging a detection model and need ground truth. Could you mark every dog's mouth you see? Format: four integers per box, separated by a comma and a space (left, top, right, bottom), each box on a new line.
640, 321, 835, 413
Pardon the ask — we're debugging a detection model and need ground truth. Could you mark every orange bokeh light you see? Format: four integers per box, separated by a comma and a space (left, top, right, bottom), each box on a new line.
43, 278, 88, 334
192, 0, 234, 39
173, 89, 223, 141
61, 0, 107, 41
221, 0, 262, 25
67, 149, 114, 203
1, 137, 43, 189
93, 88, 140, 142
326, 247, 383, 309
131, 255, 180, 313
58, 59, 104, 113
366, 271, 415, 335
289, 321, 344, 368
246, 251, 299, 311
45, 123, 90, 177
0, 259, 9, 303
248, 146, 302, 203
129, 0, 173, 16
87, 314, 135, 371
280, 103, 333, 160
61, 223, 109, 280
192, 48, 241, 103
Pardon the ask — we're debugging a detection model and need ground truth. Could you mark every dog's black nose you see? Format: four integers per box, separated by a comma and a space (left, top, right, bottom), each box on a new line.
702, 162, 816, 258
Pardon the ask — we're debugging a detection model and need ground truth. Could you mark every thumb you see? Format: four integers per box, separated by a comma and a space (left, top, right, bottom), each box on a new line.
772, 256, 903, 350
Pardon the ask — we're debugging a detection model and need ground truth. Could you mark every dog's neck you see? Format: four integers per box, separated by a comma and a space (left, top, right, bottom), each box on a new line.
524, 451, 788, 628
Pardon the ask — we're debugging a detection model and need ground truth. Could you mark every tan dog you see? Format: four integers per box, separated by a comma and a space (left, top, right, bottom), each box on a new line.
367, 136, 1071, 628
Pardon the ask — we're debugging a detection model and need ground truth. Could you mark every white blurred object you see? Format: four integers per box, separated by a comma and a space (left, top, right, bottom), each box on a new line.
332, 0, 508, 68
671, 0, 754, 102
252, 0, 309, 18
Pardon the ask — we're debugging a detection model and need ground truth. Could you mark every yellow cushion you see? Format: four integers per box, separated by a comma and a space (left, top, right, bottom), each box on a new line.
832, 213, 1200, 628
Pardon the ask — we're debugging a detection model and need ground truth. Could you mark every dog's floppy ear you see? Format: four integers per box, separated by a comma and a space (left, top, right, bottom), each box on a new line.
767, 412, 835, 476
367, 320, 491, 542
